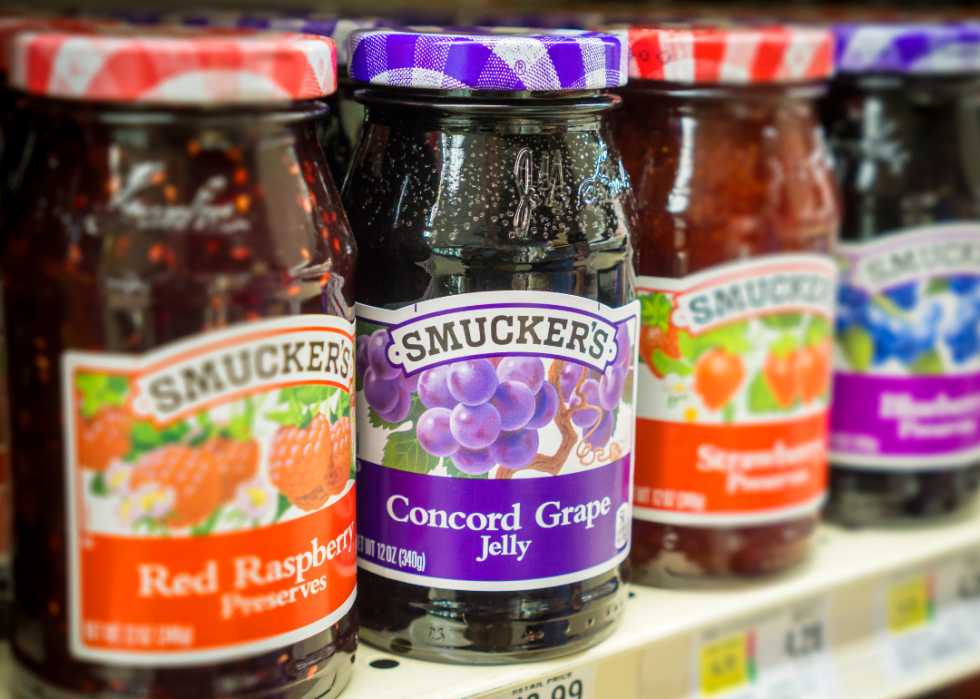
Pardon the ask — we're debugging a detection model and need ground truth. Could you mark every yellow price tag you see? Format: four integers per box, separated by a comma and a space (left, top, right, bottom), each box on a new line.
888, 575, 933, 634
699, 632, 753, 696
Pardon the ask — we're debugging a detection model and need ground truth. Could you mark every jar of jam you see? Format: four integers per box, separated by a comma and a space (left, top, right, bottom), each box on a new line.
614, 25, 840, 586
4, 27, 357, 698
344, 28, 638, 663
822, 24, 980, 526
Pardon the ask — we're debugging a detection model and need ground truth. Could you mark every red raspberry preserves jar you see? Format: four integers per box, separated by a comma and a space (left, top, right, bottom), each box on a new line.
613, 25, 841, 586
3, 26, 358, 699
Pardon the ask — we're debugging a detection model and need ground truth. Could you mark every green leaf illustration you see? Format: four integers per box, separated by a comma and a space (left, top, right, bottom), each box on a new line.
804, 316, 832, 346
747, 371, 791, 414
382, 430, 439, 475
926, 278, 950, 295
77, 372, 129, 418
640, 292, 673, 332
90, 472, 108, 496
274, 493, 292, 522
446, 461, 489, 480
128, 420, 190, 459
761, 314, 802, 330
651, 350, 693, 377
677, 323, 751, 363
191, 507, 223, 537
909, 349, 944, 375
840, 326, 874, 372
769, 333, 800, 359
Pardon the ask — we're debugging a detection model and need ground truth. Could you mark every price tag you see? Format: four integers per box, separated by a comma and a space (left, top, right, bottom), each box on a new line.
691, 597, 839, 699
878, 552, 980, 680
486, 664, 596, 699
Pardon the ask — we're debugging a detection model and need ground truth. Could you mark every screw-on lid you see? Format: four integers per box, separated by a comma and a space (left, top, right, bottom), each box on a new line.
10, 26, 338, 104
622, 24, 834, 84
348, 27, 628, 91
834, 22, 980, 74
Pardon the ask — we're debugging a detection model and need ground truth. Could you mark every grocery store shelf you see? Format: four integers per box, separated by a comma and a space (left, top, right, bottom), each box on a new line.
4, 510, 980, 699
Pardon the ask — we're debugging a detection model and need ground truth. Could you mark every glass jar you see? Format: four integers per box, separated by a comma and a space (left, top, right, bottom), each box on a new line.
344, 28, 638, 663
822, 24, 980, 526
3, 28, 357, 699
613, 25, 840, 587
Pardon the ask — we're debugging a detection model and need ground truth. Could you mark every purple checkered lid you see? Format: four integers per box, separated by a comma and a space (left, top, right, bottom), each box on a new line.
835, 22, 980, 74
347, 28, 628, 90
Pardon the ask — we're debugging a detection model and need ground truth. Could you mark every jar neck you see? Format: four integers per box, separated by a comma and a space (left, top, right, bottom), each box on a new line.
355, 86, 618, 131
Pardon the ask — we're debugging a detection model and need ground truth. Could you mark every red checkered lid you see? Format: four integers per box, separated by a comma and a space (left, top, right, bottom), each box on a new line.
622, 24, 834, 84
9, 26, 338, 104
0, 17, 117, 72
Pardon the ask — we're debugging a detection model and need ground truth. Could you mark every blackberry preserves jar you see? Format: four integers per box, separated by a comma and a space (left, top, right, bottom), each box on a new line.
823, 24, 980, 525
344, 28, 638, 663
613, 25, 841, 586
4, 27, 358, 699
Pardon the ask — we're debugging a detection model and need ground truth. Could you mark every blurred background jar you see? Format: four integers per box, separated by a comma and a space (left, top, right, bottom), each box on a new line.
822, 23, 980, 526
613, 24, 841, 587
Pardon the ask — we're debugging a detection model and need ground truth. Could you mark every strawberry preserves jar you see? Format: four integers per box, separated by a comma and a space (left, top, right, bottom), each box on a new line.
3, 28, 357, 698
614, 25, 840, 586
344, 28, 638, 662
823, 24, 980, 525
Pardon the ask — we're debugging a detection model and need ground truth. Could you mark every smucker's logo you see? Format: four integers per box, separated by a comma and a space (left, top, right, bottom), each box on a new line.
382, 304, 624, 375
841, 225, 980, 292
122, 318, 354, 425
668, 257, 837, 334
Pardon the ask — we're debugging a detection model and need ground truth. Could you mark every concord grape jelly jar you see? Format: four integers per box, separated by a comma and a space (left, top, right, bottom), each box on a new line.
344, 27, 638, 663
3, 27, 357, 699
613, 24, 841, 586
823, 23, 980, 525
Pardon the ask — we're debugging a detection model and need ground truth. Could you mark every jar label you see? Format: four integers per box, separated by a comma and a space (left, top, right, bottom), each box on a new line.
62, 315, 357, 665
354, 291, 639, 590
634, 254, 836, 526
832, 224, 980, 470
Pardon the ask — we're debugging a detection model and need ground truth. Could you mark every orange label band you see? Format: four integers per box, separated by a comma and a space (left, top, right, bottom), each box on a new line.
78, 487, 356, 660
633, 414, 828, 524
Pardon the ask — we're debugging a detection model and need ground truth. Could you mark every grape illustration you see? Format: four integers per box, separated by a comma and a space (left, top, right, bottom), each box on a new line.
448, 359, 498, 406
418, 365, 460, 410
368, 329, 399, 380
489, 380, 536, 431
525, 382, 559, 429
569, 379, 601, 428
490, 428, 539, 470
560, 362, 586, 402
598, 366, 625, 411
450, 402, 502, 450
363, 367, 399, 414
613, 323, 631, 368
496, 357, 545, 393
884, 281, 917, 311
417, 408, 460, 457
378, 387, 412, 424
451, 447, 495, 475
950, 275, 980, 296
586, 411, 614, 449
398, 373, 420, 393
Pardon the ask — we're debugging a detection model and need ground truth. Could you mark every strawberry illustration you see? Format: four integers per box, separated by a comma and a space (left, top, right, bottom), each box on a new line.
796, 339, 831, 404
267, 412, 331, 499
78, 407, 131, 471
130, 445, 223, 527
325, 416, 352, 496
693, 348, 744, 411
204, 438, 259, 501
639, 324, 681, 377
764, 351, 798, 409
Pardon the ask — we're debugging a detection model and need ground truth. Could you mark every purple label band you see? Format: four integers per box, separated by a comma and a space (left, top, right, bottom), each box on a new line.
830, 372, 980, 469
356, 457, 632, 591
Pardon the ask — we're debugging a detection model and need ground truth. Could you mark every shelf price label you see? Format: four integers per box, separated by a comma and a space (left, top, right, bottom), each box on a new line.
486, 664, 596, 699
691, 597, 840, 699
878, 552, 980, 680
699, 633, 753, 696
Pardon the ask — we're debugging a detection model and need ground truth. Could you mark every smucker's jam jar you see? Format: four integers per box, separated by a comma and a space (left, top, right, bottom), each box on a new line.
4, 27, 358, 699
613, 25, 841, 586
822, 24, 980, 525
344, 28, 638, 663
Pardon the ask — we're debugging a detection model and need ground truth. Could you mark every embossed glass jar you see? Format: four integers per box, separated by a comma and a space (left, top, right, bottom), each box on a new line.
344, 28, 638, 664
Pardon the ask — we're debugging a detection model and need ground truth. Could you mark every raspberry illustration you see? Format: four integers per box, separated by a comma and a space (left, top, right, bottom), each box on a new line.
78, 408, 131, 472
292, 484, 330, 512
130, 445, 222, 527
267, 412, 331, 499
324, 416, 352, 496
204, 438, 259, 502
